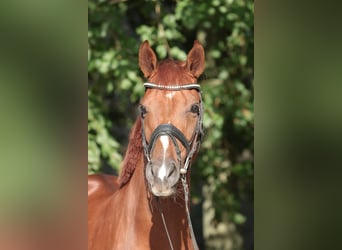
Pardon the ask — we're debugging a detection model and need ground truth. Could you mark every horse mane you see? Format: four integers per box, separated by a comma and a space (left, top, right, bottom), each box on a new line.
118, 117, 143, 187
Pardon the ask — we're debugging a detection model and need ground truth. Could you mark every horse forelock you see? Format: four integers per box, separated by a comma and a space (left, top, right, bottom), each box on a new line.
119, 118, 143, 187
151, 59, 196, 85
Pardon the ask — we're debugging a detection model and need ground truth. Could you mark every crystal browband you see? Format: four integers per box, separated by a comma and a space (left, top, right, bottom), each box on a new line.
144, 82, 201, 91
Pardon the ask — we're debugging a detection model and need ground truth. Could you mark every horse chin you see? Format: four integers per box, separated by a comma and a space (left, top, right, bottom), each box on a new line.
146, 177, 179, 197
150, 185, 175, 197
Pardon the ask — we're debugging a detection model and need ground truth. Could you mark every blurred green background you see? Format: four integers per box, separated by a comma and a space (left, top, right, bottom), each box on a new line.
88, 0, 254, 249
2, 0, 342, 249
0, 1, 87, 249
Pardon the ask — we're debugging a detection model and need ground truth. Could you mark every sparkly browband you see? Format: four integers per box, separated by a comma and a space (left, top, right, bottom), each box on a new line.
144, 82, 201, 91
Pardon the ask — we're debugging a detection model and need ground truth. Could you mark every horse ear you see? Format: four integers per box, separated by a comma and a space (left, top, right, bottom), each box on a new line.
139, 40, 157, 78
186, 40, 205, 78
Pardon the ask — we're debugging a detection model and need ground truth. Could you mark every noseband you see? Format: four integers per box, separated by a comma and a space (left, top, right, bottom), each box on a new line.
141, 82, 204, 175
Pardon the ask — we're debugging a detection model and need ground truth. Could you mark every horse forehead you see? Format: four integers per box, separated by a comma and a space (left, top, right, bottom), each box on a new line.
143, 90, 198, 106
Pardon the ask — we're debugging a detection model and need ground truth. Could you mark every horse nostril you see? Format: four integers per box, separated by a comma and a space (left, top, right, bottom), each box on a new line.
167, 163, 177, 178
151, 165, 154, 176
168, 167, 175, 178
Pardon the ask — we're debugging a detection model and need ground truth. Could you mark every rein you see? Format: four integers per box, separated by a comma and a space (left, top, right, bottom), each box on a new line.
142, 82, 203, 250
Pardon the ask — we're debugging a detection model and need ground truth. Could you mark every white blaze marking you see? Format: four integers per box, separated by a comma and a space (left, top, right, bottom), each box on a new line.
165, 92, 175, 99
158, 135, 169, 179
165, 92, 173, 123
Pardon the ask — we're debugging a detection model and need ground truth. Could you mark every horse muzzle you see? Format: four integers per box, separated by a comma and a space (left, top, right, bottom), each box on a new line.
145, 160, 180, 197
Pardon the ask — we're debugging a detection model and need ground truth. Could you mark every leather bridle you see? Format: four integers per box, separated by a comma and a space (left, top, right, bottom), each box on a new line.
141, 82, 203, 250
141, 82, 204, 175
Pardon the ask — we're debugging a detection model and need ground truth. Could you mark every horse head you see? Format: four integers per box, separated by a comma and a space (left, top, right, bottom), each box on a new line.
139, 41, 205, 197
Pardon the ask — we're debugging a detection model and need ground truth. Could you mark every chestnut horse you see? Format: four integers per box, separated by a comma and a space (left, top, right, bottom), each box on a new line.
88, 40, 205, 250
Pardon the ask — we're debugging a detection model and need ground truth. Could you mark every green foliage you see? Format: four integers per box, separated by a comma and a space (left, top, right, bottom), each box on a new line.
88, 91, 122, 173
88, 0, 253, 246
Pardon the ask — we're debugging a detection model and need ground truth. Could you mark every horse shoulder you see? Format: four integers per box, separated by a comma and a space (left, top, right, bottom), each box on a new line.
88, 174, 119, 198
88, 174, 121, 249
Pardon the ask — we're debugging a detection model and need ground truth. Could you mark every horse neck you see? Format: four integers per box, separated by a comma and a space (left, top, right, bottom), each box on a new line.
117, 116, 150, 213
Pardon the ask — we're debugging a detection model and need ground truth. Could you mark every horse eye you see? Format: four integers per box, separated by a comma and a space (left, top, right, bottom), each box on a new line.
190, 104, 200, 114
140, 105, 147, 117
